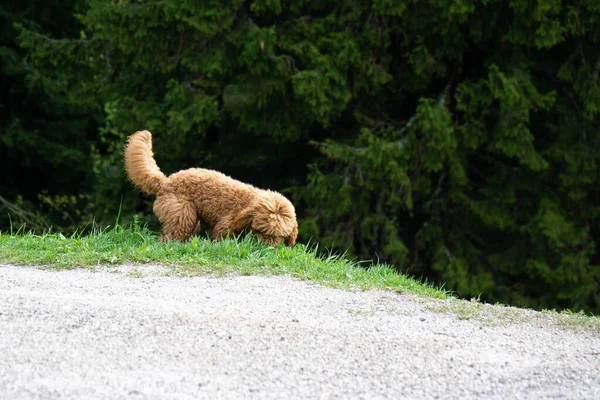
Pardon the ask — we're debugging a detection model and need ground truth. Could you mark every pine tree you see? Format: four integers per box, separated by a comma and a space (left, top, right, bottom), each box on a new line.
11, 0, 600, 312
0, 0, 97, 230
303, 1, 600, 312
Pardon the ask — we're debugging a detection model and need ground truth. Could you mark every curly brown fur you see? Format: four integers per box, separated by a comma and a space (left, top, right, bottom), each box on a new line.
124, 130, 298, 247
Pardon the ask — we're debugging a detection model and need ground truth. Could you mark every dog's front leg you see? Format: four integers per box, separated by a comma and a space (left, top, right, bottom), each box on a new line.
210, 218, 235, 242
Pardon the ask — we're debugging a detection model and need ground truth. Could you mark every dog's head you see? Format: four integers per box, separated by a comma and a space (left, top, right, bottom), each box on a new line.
230, 191, 298, 247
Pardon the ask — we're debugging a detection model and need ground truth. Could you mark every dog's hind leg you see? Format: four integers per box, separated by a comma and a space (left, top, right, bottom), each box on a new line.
153, 195, 198, 241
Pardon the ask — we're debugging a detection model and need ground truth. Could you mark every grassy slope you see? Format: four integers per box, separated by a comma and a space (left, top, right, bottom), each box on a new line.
1, 226, 598, 333
0, 226, 447, 298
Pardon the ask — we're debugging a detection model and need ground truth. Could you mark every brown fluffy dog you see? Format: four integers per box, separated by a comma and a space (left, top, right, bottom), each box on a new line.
124, 130, 298, 246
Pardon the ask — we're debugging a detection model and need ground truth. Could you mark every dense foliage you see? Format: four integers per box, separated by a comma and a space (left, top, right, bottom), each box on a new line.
2, 0, 600, 312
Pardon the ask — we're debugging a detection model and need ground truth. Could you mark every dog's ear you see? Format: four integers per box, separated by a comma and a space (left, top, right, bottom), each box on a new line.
285, 224, 298, 247
230, 208, 253, 233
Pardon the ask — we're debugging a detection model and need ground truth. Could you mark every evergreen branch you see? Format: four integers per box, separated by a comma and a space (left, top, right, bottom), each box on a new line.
315, 84, 451, 155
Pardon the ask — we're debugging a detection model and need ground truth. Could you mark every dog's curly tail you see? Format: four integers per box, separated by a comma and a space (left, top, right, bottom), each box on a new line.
123, 130, 166, 195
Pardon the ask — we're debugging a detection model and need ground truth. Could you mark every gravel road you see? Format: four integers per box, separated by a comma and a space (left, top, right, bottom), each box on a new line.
1, 264, 599, 399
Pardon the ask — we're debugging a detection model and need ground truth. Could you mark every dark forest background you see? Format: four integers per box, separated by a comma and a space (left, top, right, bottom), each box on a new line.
2, 0, 600, 313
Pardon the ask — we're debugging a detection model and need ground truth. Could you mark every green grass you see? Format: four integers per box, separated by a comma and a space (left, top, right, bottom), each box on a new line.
2, 224, 599, 333
0, 225, 448, 298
